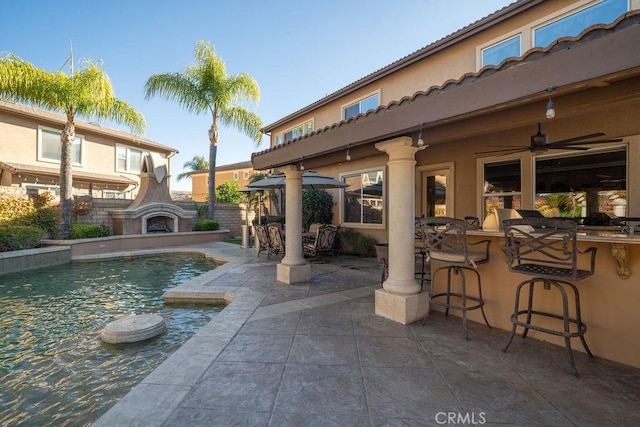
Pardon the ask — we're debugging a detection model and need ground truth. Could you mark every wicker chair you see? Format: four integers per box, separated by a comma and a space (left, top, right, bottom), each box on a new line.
502, 218, 597, 376
419, 217, 492, 340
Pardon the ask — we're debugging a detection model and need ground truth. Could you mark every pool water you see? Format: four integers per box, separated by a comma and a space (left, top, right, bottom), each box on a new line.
0, 254, 223, 426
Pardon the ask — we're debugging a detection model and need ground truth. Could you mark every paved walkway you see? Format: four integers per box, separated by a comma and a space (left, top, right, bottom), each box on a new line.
94, 242, 640, 426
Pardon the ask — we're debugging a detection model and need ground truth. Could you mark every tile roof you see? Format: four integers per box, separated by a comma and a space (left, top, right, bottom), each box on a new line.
0, 100, 178, 154
0, 161, 137, 185
253, 10, 640, 163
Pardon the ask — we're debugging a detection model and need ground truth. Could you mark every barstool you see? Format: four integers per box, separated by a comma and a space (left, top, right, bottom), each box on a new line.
502, 218, 597, 376
419, 217, 492, 340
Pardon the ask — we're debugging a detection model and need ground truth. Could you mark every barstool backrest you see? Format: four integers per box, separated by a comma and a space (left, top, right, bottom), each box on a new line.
503, 218, 596, 281
419, 217, 472, 267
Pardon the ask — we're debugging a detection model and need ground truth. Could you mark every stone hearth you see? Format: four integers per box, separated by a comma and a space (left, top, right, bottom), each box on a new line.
110, 155, 196, 235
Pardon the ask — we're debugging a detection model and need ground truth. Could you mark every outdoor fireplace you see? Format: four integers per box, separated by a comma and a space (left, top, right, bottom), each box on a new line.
110, 155, 196, 235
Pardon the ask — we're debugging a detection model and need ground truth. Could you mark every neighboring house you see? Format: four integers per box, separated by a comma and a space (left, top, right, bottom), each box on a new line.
190, 160, 263, 202
0, 100, 178, 199
252, 0, 640, 369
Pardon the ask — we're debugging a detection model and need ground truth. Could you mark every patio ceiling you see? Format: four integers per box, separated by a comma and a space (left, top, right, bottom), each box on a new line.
252, 12, 640, 171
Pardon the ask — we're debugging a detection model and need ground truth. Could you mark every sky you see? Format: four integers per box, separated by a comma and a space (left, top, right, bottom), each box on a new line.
2, 0, 514, 191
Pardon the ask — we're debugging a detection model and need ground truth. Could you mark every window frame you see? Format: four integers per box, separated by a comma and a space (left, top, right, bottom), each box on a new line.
480, 34, 522, 68
532, 0, 629, 48
115, 144, 149, 174
37, 125, 84, 166
274, 119, 315, 146
340, 166, 385, 229
341, 90, 381, 121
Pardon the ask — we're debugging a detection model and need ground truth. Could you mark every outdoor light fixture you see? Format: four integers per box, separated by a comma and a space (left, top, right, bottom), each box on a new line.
417, 122, 425, 146
545, 87, 556, 119
300, 156, 305, 171
345, 144, 351, 161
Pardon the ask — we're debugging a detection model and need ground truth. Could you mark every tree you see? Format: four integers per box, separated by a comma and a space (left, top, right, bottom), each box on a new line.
145, 40, 262, 220
215, 180, 243, 204
0, 53, 145, 239
177, 155, 209, 181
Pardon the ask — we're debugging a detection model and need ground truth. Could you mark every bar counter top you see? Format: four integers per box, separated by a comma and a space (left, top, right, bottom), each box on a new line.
467, 227, 640, 244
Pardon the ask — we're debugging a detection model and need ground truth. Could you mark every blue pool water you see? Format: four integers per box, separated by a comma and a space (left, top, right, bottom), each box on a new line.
0, 254, 223, 426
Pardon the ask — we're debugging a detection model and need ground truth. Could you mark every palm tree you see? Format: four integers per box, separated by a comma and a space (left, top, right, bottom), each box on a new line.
177, 155, 209, 181
0, 53, 146, 239
144, 40, 263, 220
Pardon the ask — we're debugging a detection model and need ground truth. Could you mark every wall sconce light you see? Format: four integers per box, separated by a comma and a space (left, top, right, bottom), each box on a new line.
345, 144, 351, 161
417, 122, 425, 146
299, 156, 305, 171
545, 87, 556, 119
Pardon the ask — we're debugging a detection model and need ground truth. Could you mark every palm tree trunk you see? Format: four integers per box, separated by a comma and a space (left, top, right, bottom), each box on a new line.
57, 115, 74, 239
207, 123, 218, 220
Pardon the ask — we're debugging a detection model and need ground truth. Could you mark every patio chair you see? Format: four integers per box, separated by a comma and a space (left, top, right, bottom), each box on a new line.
303, 224, 337, 258
267, 223, 285, 259
254, 225, 271, 258
419, 217, 492, 340
502, 218, 597, 376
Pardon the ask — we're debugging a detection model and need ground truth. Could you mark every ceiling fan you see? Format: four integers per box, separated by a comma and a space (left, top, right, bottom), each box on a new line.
475, 123, 623, 155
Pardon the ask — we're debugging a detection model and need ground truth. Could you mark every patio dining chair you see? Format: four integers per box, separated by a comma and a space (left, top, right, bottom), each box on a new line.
254, 225, 271, 258
303, 224, 337, 258
419, 217, 492, 340
267, 223, 285, 259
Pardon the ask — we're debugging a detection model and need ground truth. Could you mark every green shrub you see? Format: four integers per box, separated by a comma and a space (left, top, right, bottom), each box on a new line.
336, 228, 376, 257
194, 219, 220, 231
22, 206, 58, 236
69, 224, 110, 239
0, 225, 45, 251
302, 189, 333, 231
252, 215, 285, 226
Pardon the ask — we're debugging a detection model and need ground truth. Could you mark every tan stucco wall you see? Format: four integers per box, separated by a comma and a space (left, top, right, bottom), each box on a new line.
268, 0, 637, 146
463, 234, 640, 369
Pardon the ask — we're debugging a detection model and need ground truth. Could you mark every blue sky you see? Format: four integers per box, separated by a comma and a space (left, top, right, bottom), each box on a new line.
2, 0, 513, 190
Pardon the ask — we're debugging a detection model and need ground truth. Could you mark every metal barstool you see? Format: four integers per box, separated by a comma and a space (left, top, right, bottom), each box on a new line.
419, 217, 492, 340
503, 218, 597, 376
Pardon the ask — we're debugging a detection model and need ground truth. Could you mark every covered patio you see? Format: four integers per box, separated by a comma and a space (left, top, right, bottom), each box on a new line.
250, 13, 640, 370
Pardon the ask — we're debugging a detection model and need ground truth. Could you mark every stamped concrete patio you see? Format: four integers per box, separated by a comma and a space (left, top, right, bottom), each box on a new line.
94, 242, 640, 426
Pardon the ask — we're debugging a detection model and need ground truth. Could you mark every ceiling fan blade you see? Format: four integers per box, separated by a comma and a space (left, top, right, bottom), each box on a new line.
552, 138, 623, 147
551, 132, 606, 146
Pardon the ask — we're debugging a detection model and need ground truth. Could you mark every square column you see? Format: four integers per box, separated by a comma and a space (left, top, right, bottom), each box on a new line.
375, 136, 429, 323
277, 165, 311, 284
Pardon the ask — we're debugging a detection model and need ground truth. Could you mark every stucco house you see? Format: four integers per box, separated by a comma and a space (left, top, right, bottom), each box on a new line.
251, 0, 640, 369
190, 160, 263, 203
0, 100, 178, 199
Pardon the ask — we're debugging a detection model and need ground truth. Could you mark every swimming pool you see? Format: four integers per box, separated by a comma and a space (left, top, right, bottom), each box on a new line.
0, 254, 223, 426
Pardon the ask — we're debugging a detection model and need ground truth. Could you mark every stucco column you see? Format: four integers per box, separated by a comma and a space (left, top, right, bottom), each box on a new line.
374, 136, 429, 324
277, 165, 311, 284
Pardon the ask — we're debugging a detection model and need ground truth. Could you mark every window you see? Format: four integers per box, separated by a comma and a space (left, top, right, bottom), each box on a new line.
535, 149, 626, 225
342, 169, 384, 225
533, 0, 627, 48
483, 160, 522, 218
233, 172, 239, 180
343, 93, 379, 121
38, 127, 83, 165
243, 171, 250, 180
116, 145, 149, 173
481, 35, 521, 67
275, 119, 314, 145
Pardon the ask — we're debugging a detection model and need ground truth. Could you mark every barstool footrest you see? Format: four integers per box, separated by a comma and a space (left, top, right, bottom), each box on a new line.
512, 310, 587, 339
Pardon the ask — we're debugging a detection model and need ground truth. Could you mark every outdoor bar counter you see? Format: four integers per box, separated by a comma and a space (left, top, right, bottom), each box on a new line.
445, 228, 640, 369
